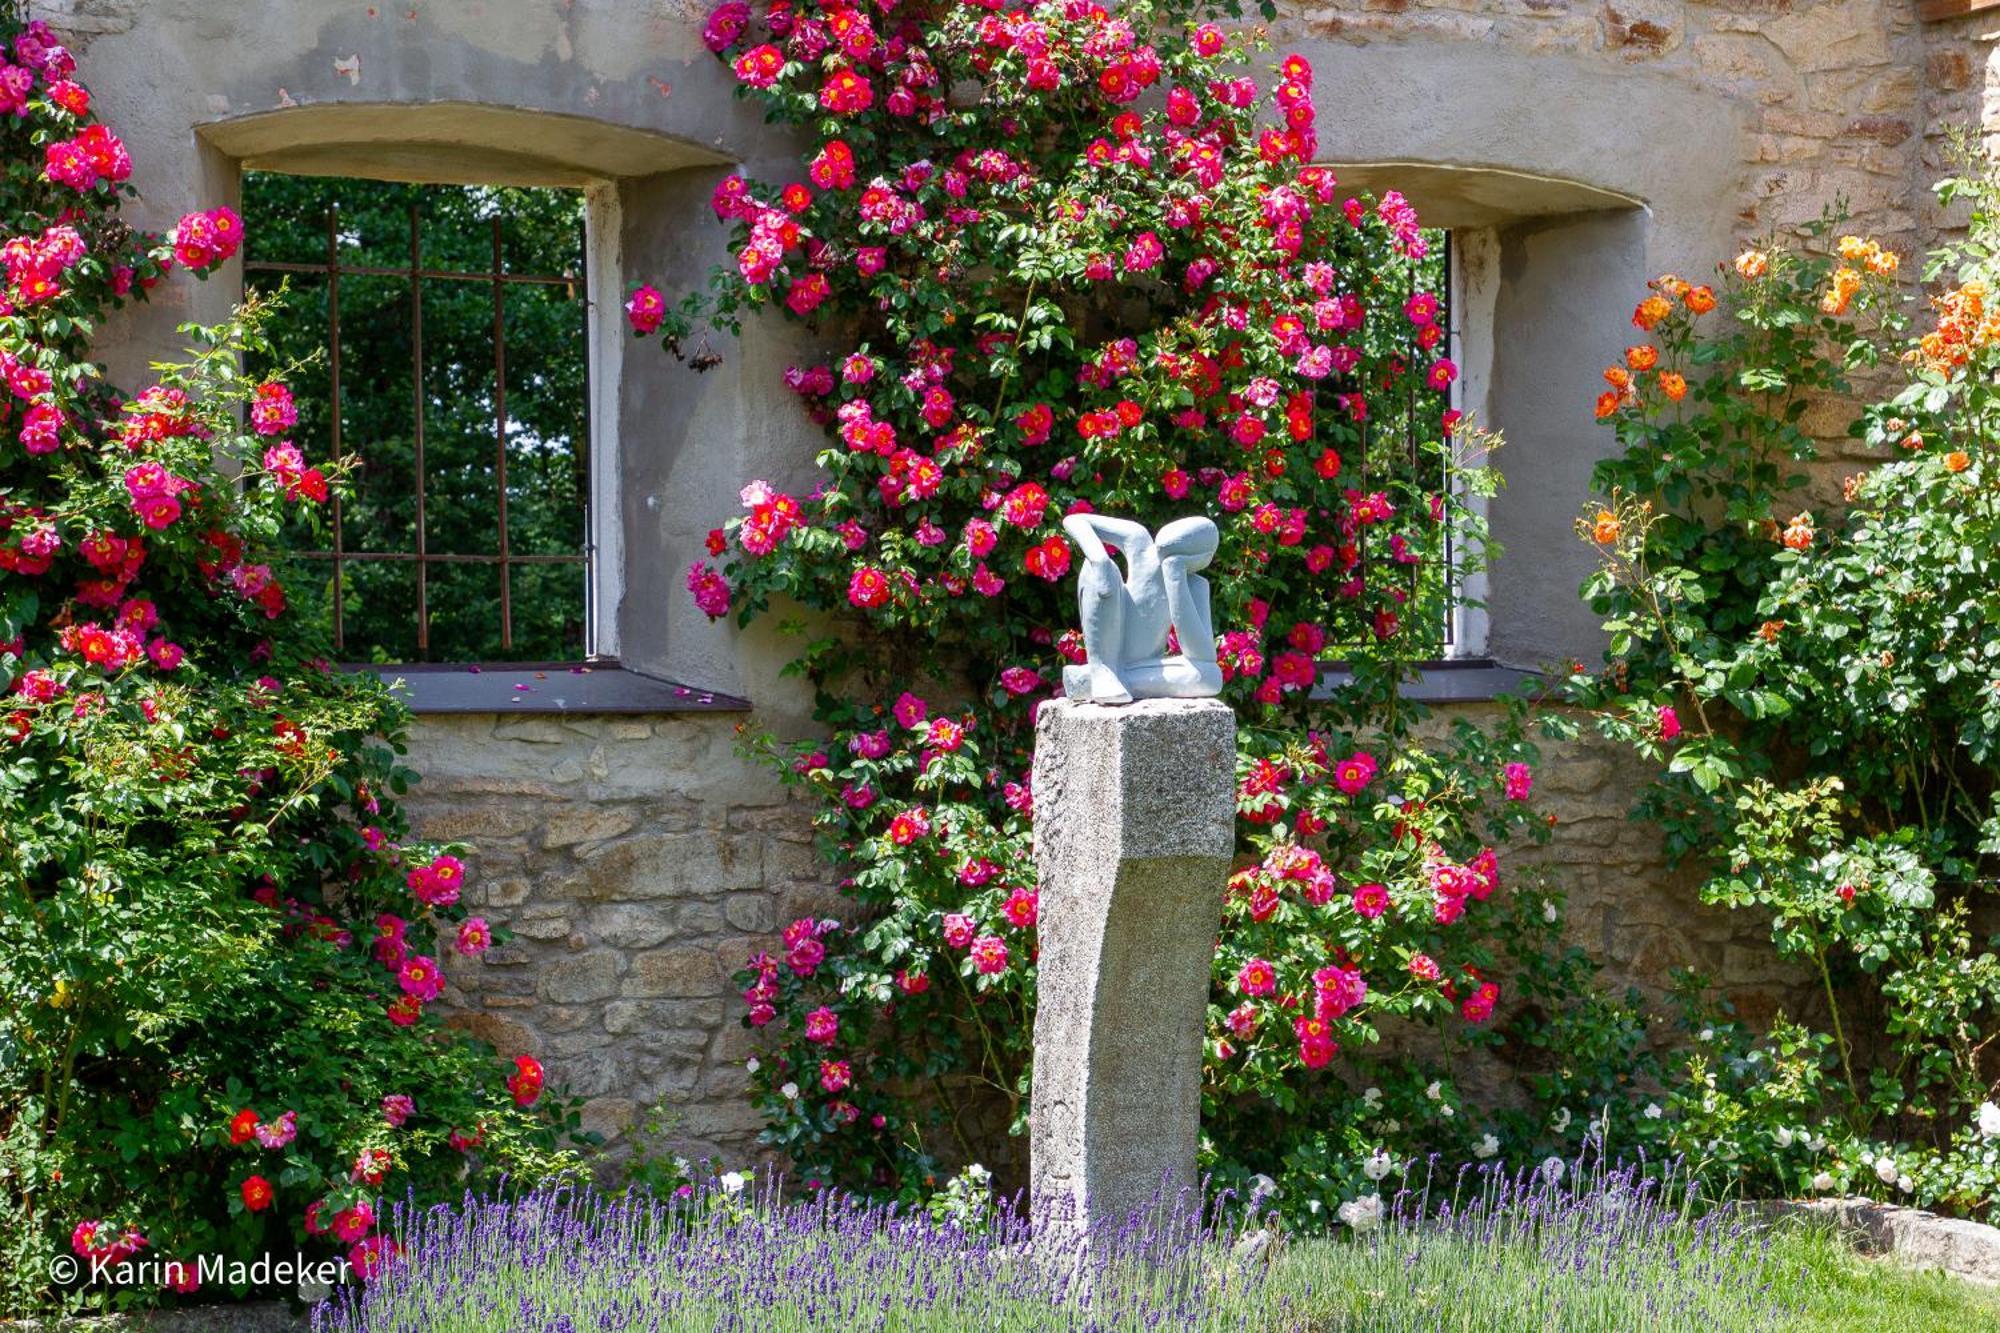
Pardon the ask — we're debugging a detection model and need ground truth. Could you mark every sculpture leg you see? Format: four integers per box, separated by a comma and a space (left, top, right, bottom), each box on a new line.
1073, 554, 1134, 704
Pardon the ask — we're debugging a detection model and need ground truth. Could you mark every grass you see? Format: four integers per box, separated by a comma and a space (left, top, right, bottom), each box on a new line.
308, 1161, 2000, 1332
1268, 1212, 2000, 1331
1736, 1224, 2000, 1333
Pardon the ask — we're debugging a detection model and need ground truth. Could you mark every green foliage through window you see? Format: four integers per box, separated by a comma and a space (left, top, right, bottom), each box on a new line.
243, 175, 590, 663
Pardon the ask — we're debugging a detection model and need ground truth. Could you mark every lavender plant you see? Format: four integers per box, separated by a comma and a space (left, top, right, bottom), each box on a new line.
307, 1157, 1994, 1332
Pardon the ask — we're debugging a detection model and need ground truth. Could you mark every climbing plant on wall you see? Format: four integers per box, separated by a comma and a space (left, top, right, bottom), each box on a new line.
636, 0, 1656, 1223
0, 13, 578, 1312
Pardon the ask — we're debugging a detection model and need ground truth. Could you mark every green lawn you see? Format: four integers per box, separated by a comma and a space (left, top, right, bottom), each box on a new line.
1258, 1218, 2000, 1331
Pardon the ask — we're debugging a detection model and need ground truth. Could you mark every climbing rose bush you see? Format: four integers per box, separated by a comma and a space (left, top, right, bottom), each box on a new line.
0, 17, 577, 1313
637, 0, 1651, 1222
1573, 165, 2000, 1220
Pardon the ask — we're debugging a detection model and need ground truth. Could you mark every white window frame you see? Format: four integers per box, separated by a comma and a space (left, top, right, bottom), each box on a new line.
582, 181, 625, 661
1443, 226, 1497, 661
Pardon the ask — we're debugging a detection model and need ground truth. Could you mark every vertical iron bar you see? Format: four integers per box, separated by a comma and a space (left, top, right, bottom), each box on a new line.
326, 206, 346, 653
1416, 250, 1432, 648
1440, 230, 1456, 650
410, 203, 429, 656
492, 217, 513, 653
575, 217, 593, 661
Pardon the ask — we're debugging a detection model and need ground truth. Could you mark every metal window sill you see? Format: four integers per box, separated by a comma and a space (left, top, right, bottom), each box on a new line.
351, 661, 751, 715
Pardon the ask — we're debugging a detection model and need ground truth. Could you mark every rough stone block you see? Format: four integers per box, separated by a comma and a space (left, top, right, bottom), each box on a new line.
625, 946, 726, 998
673, 900, 728, 937
540, 952, 623, 1004
1028, 698, 1235, 1237
580, 1096, 639, 1141
544, 805, 640, 849
590, 903, 676, 949
724, 892, 777, 933
565, 832, 757, 902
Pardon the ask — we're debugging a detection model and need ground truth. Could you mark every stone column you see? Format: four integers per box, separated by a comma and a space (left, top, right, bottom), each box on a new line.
1029, 697, 1236, 1237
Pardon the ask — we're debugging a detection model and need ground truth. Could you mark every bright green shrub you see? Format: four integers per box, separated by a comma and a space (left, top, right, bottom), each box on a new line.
1576, 165, 2000, 1217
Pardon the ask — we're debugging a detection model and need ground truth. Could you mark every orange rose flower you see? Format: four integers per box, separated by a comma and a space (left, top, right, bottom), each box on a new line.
1626, 345, 1659, 372
1821, 267, 1863, 317
1684, 285, 1717, 314
1591, 510, 1622, 546
1594, 390, 1622, 420
1604, 365, 1632, 390
1659, 372, 1687, 402
1632, 295, 1673, 331
1734, 250, 1769, 279
1780, 513, 1815, 551
1946, 450, 1971, 473
1757, 620, 1785, 643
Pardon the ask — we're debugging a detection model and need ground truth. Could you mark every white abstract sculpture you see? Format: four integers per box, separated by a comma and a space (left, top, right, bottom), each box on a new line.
1061, 513, 1222, 705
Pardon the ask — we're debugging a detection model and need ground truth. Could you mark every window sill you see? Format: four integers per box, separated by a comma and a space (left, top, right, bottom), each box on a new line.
1316, 658, 1543, 704
353, 661, 751, 716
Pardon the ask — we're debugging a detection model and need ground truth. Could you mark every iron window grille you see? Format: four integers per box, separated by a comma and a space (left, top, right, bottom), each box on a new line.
244, 199, 590, 659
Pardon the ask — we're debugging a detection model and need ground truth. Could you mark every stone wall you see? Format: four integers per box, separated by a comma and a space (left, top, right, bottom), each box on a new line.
399, 712, 831, 1165
38, 0, 2000, 1167
1277, 1, 1935, 246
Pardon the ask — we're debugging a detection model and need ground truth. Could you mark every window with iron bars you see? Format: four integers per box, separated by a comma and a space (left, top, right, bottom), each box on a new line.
243, 175, 591, 663
1329, 227, 1472, 660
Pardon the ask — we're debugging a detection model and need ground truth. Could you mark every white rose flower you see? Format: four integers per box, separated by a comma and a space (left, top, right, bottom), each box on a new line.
1874, 1157, 1898, 1185
1337, 1193, 1384, 1232
1698, 1027, 1714, 1042
1362, 1149, 1393, 1181
1441, 1105, 1455, 1118
1473, 1133, 1500, 1159
1812, 1171, 1836, 1192
1362, 1086, 1383, 1110
1551, 1107, 1572, 1134
719, 1171, 747, 1195
1978, 1101, 2000, 1140
1424, 1081, 1443, 1101
1805, 1134, 1826, 1153
745, 1057, 760, 1074
1643, 1103, 1663, 1121
1774, 1127, 1794, 1148
1539, 1156, 1566, 1185
1542, 901, 1559, 924
1307, 1199, 1322, 1215
780, 1081, 800, 1100
1897, 1175, 1914, 1194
